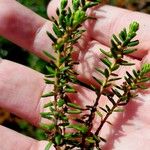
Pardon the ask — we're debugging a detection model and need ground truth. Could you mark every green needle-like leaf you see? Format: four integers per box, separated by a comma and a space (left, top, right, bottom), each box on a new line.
42, 92, 55, 97
44, 102, 53, 108
47, 31, 57, 43
126, 71, 134, 80
60, 66, 70, 72
67, 102, 82, 109
124, 76, 132, 85
100, 137, 107, 143
119, 28, 127, 41
83, 1, 101, 11
67, 109, 82, 114
140, 64, 150, 76
101, 58, 112, 68
107, 96, 116, 105
40, 123, 55, 131
132, 69, 139, 78
106, 105, 111, 112
64, 133, 80, 139
65, 86, 76, 93
45, 142, 53, 150
112, 34, 121, 45
112, 88, 122, 98
55, 134, 63, 145
44, 51, 56, 61
60, 55, 71, 64
123, 49, 137, 55
120, 61, 135, 66
85, 137, 96, 144
57, 99, 65, 107
113, 108, 124, 112
99, 48, 112, 58
53, 24, 63, 37
129, 21, 139, 33
104, 68, 109, 78
139, 77, 150, 83
73, 9, 86, 26
44, 79, 55, 84
72, 0, 80, 11
96, 110, 103, 118
128, 40, 139, 47
93, 76, 103, 86
109, 77, 122, 82
61, 0, 68, 9
46, 66, 56, 74
95, 68, 105, 76
111, 64, 120, 71
99, 107, 107, 113
68, 124, 88, 134
40, 112, 53, 119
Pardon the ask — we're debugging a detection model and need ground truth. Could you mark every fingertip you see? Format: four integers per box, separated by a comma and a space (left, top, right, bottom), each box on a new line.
47, 0, 60, 19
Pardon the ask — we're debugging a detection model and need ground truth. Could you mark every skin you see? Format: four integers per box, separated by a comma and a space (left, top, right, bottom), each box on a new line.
0, 0, 150, 149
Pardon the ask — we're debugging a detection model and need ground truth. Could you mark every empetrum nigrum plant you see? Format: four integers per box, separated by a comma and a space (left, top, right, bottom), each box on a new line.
40, 0, 150, 149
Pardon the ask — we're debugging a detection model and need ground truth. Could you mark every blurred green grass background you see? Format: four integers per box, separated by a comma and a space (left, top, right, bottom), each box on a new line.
0, 0, 150, 140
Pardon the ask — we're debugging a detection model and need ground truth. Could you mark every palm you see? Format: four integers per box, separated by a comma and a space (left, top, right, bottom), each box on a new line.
68, 28, 150, 150
0, 1, 150, 150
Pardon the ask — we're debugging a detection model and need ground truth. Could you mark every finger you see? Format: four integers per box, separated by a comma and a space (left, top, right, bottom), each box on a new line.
89, 5, 150, 59
0, 125, 56, 150
0, 0, 52, 60
0, 125, 37, 150
0, 59, 46, 125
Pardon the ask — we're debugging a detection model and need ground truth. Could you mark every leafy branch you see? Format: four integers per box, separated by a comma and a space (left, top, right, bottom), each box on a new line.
40, 0, 150, 150
95, 63, 150, 136
79, 21, 148, 150
41, 0, 102, 150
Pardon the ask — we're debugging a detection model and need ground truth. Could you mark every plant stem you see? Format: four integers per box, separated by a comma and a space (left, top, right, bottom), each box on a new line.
81, 54, 124, 148
95, 78, 138, 136
95, 98, 121, 136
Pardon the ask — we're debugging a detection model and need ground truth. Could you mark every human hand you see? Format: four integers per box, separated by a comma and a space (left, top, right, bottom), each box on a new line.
0, 1, 150, 150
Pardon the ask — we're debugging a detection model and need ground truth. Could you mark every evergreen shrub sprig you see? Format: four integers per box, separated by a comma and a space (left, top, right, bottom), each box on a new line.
40, 0, 150, 150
